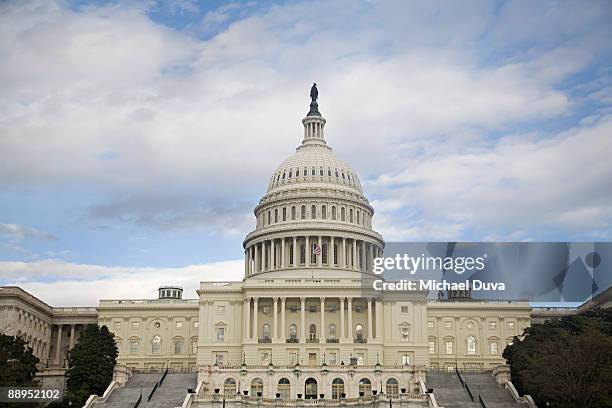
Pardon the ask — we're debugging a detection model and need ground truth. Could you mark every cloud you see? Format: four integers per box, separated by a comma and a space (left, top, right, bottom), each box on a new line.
0, 224, 58, 242
0, 258, 244, 306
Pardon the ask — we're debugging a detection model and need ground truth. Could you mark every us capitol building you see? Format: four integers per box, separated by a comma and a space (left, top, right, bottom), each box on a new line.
8, 85, 600, 407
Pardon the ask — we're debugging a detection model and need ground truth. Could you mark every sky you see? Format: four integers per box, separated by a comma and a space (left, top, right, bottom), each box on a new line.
0, 0, 611, 306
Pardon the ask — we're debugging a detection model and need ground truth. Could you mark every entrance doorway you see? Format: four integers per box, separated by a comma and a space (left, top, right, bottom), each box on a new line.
305, 378, 318, 399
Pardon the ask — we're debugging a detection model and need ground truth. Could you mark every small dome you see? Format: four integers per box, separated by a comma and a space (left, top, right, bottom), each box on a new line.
267, 145, 363, 194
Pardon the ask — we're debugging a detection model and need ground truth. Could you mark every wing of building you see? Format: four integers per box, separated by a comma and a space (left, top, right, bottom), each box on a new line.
6, 87, 607, 406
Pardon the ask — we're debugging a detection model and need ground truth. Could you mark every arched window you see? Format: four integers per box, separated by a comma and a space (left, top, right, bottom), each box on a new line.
309, 324, 317, 340
311, 167, 316, 176
328, 324, 336, 339
262, 324, 270, 340
289, 324, 297, 340
319, 167, 324, 176
300, 244, 305, 264
341, 207, 346, 221
333, 244, 338, 265
291, 206, 296, 220
311, 205, 316, 219
278, 378, 290, 399
296, 169, 300, 177
386, 378, 399, 396
349, 209, 354, 223
283, 207, 287, 221
151, 335, 161, 353
331, 378, 344, 399
322, 205, 327, 219
467, 335, 477, 355
332, 206, 336, 220
274, 209, 278, 223
357, 212, 360, 224
251, 378, 263, 397
224, 378, 236, 395
355, 324, 364, 340
267, 211, 271, 225
301, 205, 306, 219
289, 244, 294, 265
358, 378, 371, 396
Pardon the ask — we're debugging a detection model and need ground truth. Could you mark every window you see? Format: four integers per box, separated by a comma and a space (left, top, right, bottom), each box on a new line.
113, 322, 121, 330
224, 378, 236, 396
262, 324, 270, 339
467, 336, 477, 355
191, 340, 197, 354
328, 352, 337, 365
401, 306, 408, 313
129, 340, 139, 354
508, 321, 515, 328
152, 335, 161, 353
217, 306, 225, 313
401, 326, 410, 341
328, 324, 336, 339
359, 378, 371, 396
301, 205, 306, 219
311, 205, 316, 219
332, 378, 344, 399
446, 340, 454, 354
274, 209, 278, 223
444, 321, 452, 328
332, 206, 337, 220
300, 244, 305, 264
154, 322, 161, 329
490, 341, 498, 355
467, 322, 474, 329
322, 205, 327, 219
176, 321, 183, 328
251, 378, 263, 397
278, 378, 290, 399
288, 352, 297, 365
215, 353, 224, 365
489, 321, 496, 329
386, 378, 399, 396
402, 354, 410, 365
356, 352, 364, 365
427, 321, 434, 328
355, 324, 364, 340
194, 321, 199, 328
283, 207, 287, 221
289, 324, 297, 340
349, 209, 354, 222
309, 324, 317, 340
341, 207, 346, 221
216, 327, 225, 342
291, 206, 296, 220
174, 339, 183, 354
322, 243, 328, 264
429, 340, 436, 354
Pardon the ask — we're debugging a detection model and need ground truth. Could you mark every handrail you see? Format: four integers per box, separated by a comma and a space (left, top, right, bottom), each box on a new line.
478, 393, 486, 408
82, 381, 119, 408
160, 367, 169, 386
455, 368, 473, 401
418, 379, 439, 408
133, 392, 142, 408
147, 382, 159, 401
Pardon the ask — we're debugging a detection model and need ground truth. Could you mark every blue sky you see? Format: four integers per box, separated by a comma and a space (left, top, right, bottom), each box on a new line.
0, 0, 611, 305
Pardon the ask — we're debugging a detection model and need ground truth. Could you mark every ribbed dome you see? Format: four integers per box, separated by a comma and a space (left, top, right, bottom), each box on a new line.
266, 144, 363, 194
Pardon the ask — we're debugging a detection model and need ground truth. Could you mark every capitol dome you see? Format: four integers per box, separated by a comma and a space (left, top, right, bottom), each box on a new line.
243, 84, 384, 279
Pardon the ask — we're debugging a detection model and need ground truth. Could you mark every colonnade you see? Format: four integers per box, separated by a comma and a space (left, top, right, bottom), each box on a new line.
243, 296, 382, 342
245, 236, 382, 275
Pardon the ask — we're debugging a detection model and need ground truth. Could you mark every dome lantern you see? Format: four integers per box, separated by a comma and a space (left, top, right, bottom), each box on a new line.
300, 83, 327, 148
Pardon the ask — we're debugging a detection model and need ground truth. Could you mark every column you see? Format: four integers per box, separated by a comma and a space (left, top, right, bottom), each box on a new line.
253, 298, 259, 340
281, 238, 286, 268
69, 324, 76, 349
305, 236, 310, 267
281, 298, 286, 339
320, 297, 325, 341
369, 244, 374, 273
300, 297, 306, 341
273, 297, 279, 339
330, 237, 335, 267
244, 298, 250, 339
375, 298, 382, 340
347, 298, 353, 340
244, 250, 248, 275
361, 241, 366, 271
342, 238, 347, 268
367, 299, 373, 339
271, 239, 275, 270
292, 237, 297, 266
340, 298, 346, 339
318, 236, 322, 266
55, 324, 62, 366
352, 240, 357, 270
254, 244, 260, 273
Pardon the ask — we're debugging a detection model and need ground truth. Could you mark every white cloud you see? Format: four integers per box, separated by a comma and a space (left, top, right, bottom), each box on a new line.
0, 223, 57, 242
0, 258, 244, 306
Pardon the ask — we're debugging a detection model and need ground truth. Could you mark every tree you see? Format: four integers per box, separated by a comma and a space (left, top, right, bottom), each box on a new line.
504, 309, 612, 408
0, 333, 39, 387
63, 325, 118, 407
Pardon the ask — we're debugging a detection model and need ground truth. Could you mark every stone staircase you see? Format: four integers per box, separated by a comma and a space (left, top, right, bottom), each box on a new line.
426, 371, 528, 408
140, 373, 197, 408
461, 373, 527, 408
426, 371, 480, 408
93, 373, 159, 408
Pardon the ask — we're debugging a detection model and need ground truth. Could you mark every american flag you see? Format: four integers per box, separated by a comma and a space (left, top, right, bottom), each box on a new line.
312, 243, 321, 256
